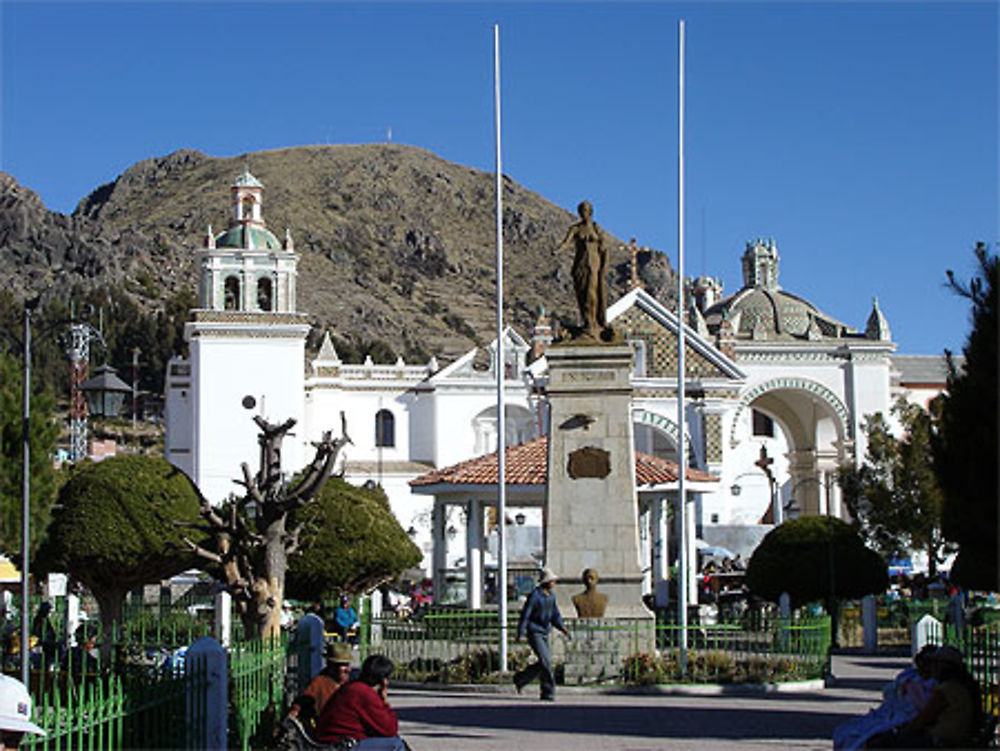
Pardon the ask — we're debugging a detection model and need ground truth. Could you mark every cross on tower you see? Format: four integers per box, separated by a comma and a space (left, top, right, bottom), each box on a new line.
621, 238, 652, 290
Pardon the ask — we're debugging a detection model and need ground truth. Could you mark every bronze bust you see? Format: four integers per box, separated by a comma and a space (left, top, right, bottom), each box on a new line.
571, 568, 609, 618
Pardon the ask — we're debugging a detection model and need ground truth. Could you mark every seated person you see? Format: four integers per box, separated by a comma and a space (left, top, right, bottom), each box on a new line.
833, 645, 938, 750
315, 654, 407, 750
287, 641, 353, 732
868, 645, 981, 749
333, 596, 360, 644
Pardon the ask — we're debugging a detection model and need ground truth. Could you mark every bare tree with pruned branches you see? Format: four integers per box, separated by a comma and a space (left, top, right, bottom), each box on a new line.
181, 414, 350, 639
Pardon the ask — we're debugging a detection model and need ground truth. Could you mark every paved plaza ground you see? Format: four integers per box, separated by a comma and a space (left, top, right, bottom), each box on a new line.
390, 652, 908, 750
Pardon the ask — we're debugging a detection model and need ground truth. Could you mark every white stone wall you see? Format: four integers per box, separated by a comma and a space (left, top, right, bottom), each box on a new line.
188, 333, 306, 504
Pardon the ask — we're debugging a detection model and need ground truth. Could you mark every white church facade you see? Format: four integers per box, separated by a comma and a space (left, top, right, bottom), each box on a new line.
164, 170, 941, 606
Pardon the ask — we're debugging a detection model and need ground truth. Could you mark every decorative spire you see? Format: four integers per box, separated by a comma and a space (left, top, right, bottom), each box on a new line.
204, 225, 216, 249
865, 296, 891, 341
687, 297, 709, 337
283, 228, 294, 251
315, 331, 341, 364
529, 304, 553, 363
741, 237, 780, 290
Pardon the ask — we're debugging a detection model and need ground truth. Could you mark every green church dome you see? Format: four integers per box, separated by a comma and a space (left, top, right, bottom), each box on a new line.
214, 224, 282, 250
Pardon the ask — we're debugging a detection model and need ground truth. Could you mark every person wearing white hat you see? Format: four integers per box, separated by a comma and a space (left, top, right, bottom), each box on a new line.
0, 675, 44, 749
513, 568, 571, 701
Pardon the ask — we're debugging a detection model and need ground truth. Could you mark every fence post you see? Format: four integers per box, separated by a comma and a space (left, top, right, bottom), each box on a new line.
861, 595, 878, 654
295, 614, 325, 693
214, 590, 232, 647
187, 636, 228, 750
778, 592, 791, 651
912, 614, 942, 656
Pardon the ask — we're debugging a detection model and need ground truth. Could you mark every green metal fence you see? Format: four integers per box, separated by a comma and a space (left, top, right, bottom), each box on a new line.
230, 635, 287, 751
365, 608, 518, 683
19, 665, 194, 750
364, 607, 831, 685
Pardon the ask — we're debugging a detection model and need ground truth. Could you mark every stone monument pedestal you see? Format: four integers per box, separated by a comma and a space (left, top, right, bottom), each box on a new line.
545, 343, 651, 621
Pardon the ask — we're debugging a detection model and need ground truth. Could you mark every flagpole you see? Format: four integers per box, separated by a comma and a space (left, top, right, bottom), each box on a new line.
493, 22, 509, 673
676, 18, 689, 675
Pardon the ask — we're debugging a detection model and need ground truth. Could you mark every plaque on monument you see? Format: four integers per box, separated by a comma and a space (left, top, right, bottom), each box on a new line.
567, 446, 611, 479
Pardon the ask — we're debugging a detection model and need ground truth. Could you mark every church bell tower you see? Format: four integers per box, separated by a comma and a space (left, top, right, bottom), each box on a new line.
167, 167, 309, 503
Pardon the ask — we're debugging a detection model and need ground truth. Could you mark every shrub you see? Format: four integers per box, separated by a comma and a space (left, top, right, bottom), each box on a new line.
745, 516, 888, 607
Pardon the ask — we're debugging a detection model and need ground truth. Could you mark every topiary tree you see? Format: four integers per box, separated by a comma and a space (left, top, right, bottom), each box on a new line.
286, 477, 422, 601
37, 454, 207, 658
746, 516, 888, 632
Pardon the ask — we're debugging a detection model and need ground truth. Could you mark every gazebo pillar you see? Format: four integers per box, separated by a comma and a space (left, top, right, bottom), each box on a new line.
466, 499, 484, 609
652, 495, 670, 607
431, 501, 447, 604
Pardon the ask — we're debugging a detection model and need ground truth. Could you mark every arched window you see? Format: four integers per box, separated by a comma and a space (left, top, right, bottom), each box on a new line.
257, 278, 273, 311
472, 405, 536, 455
375, 409, 395, 448
224, 276, 241, 310
242, 197, 255, 221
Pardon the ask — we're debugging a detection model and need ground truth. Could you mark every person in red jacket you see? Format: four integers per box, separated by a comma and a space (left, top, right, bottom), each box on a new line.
315, 654, 407, 750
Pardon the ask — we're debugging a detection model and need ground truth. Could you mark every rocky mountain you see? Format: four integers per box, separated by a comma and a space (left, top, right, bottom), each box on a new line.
3, 144, 676, 363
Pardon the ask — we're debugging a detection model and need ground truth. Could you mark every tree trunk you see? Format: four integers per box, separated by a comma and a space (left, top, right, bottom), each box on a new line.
247, 517, 287, 641
928, 542, 938, 577
93, 587, 125, 666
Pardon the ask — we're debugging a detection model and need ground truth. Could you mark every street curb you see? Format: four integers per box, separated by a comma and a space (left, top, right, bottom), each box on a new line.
393, 678, 826, 696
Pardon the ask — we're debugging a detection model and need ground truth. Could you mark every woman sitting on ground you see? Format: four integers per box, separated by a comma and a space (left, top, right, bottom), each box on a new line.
868, 645, 981, 749
833, 645, 939, 750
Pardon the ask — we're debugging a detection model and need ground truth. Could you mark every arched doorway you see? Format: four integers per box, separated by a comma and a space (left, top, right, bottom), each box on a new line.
730, 378, 851, 518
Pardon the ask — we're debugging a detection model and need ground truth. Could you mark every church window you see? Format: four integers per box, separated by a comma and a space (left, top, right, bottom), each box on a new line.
752, 409, 774, 438
375, 409, 395, 448
257, 278, 273, 311
224, 276, 241, 311
242, 196, 255, 221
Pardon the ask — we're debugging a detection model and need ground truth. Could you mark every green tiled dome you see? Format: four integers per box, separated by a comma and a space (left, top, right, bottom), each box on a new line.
215, 224, 281, 250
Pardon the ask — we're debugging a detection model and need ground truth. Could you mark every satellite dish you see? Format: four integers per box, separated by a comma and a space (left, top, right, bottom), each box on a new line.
242, 395, 256, 410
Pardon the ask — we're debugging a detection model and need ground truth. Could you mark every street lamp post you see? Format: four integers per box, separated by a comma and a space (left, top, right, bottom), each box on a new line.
20, 302, 32, 685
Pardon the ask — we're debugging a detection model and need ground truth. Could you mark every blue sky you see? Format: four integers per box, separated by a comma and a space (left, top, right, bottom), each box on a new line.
1, 1, 996, 356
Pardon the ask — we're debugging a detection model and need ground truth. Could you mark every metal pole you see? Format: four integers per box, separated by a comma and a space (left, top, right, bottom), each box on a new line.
676, 18, 689, 675
21, 304, 31, 685
493, 22, 509, 673
131, 346, 139, 429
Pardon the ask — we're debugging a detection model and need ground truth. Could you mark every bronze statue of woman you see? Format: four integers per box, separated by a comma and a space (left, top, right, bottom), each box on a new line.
557, 200, 608, 339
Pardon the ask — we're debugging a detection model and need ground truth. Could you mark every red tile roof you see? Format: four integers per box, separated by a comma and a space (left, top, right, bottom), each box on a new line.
410, 436, 717, 488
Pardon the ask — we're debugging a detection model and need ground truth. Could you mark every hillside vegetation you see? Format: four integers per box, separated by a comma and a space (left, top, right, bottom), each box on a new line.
2, 144, 676, 365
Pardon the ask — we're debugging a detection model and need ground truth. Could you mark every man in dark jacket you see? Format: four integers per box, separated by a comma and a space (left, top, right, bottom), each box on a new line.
514, 568, 571, 701
315, 654, 406, 750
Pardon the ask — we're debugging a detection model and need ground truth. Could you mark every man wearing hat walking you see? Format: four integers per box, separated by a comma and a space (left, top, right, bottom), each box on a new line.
514, 568, 571, 701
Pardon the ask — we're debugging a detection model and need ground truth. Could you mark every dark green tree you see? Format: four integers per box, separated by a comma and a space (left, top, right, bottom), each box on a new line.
0, 351, 61, 558
839, 398, 947, 575
37, 454, 206, 656
746, 516, 888, 611
933, 242, 998, 591
286, 478, 422, 601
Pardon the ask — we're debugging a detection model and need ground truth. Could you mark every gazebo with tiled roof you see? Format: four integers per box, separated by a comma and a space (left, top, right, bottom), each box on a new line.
410, 436, 718, 608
